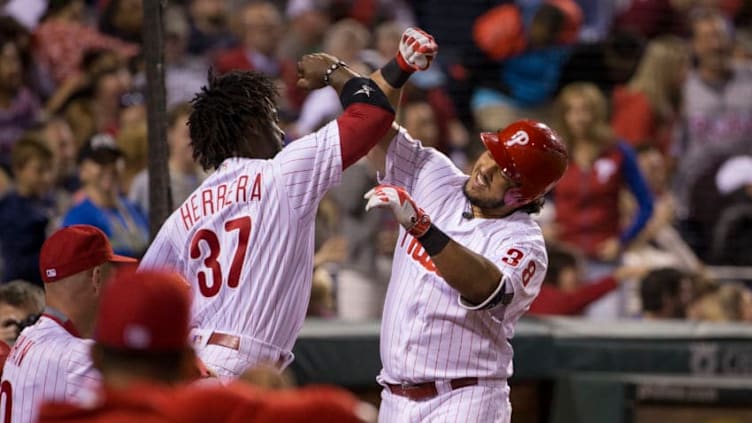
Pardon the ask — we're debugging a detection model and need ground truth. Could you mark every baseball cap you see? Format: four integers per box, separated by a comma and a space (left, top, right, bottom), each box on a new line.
95, 269, 192, 352
716, 155, 752, 195
40, 225, 136, 283
78, 133, 124, 164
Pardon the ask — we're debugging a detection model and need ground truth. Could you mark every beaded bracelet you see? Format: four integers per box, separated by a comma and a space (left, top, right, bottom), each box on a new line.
323, 60, 348, 85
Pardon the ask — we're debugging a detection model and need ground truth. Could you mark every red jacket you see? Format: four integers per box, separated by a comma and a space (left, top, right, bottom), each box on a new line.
554, 144, 626, 257
38, 382, 363, 423
528, 276, 618, 315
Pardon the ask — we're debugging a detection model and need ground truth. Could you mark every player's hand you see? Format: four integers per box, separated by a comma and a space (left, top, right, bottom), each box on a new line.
396, 27, 439, 72
296, 53, 350, 91
364, 184, 431, 238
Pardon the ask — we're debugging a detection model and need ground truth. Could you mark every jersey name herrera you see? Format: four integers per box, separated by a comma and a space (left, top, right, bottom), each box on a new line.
179, 173, 262, 231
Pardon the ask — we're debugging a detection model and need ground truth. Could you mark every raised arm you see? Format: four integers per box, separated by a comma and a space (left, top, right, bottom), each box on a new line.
367, 28, 439, 174
296, 53, 395, 170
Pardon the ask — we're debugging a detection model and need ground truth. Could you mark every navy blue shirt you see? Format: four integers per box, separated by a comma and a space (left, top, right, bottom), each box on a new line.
0, 191, 53, 285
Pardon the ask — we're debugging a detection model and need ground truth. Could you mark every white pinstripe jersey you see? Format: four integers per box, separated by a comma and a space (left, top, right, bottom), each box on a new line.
139, 121, 342, 355
0, 315, 100, 423
378, 128, 548, 383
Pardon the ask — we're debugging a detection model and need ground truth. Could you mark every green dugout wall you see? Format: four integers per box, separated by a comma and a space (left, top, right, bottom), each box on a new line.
290, 317, 752, 422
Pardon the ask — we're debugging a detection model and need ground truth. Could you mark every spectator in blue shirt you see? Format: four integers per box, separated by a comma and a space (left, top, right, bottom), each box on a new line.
62, 133, 149, 258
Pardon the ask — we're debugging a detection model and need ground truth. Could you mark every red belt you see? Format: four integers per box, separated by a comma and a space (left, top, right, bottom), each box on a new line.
207, 332, 240, 350
205, 332, 288, 369
386, 377, 479, 401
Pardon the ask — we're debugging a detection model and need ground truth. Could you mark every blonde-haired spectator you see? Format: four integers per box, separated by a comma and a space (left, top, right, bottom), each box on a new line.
550, 82, 654, 319
551, 83, 653, 263
611, 36, 690, 156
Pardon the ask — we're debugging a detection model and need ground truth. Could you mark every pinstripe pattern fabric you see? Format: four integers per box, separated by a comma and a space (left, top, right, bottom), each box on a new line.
0, 317, 100, 423
139, 121, 343, 376
377, 128, 547, 420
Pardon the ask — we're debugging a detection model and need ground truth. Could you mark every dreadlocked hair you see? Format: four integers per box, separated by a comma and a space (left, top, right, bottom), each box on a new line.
188, 70, 278, 170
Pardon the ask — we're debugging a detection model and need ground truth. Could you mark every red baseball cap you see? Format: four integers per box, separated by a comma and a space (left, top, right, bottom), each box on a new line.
39, 225, 136, 283
95, 269, 192, 352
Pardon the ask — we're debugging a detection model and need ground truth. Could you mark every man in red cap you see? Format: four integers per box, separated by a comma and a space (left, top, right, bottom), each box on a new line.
38, 269, 373, 422
0, 224, 136, 423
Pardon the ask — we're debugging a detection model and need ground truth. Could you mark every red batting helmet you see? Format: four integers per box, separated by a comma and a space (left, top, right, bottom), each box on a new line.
480, 119, 568, 205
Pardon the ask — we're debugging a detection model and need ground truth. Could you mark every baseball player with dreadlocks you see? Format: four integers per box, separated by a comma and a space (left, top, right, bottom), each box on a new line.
139, 29, 439, 379
362, 30, 569, 422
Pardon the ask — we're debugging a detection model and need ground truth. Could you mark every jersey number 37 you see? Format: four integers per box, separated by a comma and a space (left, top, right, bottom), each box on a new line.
190, 216, 251, 297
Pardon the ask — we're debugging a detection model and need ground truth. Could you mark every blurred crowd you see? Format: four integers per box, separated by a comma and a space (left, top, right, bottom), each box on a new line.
0, 0, 751, 339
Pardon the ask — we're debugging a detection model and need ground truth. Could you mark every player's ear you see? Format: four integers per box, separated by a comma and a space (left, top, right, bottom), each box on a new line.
90, 265, 104, 295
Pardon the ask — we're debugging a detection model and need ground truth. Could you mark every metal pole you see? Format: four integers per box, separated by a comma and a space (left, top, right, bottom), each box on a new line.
142, 0, 173, 238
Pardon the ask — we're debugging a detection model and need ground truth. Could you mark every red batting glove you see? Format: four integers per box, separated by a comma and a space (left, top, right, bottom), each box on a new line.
364, 184, 431, 238
396, 27, 439, 72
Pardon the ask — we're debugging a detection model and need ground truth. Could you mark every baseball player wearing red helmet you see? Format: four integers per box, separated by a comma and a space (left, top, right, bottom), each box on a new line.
364, 32, 568, 423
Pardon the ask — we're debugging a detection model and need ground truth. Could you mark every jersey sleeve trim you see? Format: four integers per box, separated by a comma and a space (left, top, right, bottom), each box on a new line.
457, 274, 513, 311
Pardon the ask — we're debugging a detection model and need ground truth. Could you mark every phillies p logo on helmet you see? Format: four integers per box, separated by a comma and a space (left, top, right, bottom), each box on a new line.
506, 130, 530, 147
